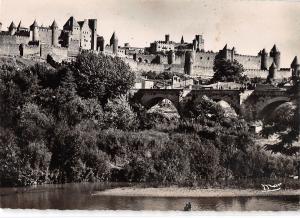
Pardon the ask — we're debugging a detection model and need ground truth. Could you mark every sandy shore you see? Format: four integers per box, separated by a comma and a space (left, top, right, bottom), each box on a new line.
94, 187, 300, 197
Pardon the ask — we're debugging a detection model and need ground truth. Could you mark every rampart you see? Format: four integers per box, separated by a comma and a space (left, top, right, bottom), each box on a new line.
0, 34, 30, 45
0, 44, 20, 56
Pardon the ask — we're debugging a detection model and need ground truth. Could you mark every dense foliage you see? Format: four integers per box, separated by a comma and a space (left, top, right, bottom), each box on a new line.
212, 52, 248, 83
262, 80, 300, 156
0, 53, 297, 187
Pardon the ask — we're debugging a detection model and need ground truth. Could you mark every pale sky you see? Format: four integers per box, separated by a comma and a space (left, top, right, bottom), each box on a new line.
1, 0, 300, 67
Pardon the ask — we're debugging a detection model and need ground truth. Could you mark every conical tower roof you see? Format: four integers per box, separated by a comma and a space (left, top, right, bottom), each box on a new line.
223, 44, 228, 50
291, 56, 299, 68
110, 32, 118, 40
271, 44, 279, 53
17, 21, 25, 29
270, 62, 277, 69
9, 21, 17, 29
51, 20, 59, 29
180, 36, 184, 44
30, 20, 39, 29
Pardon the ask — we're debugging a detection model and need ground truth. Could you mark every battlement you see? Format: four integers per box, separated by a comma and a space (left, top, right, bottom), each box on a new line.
235, 53, 259, 58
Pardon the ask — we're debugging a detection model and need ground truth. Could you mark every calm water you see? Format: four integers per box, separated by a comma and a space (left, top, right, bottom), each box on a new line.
0, 183, 299, 211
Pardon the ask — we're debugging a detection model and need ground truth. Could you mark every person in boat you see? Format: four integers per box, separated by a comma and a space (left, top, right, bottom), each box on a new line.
184, 202, 192, 211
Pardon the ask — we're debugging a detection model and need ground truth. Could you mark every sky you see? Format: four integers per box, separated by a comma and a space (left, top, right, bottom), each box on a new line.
0, 0, 300, 67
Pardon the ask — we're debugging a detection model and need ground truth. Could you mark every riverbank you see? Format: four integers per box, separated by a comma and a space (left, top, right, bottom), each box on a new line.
94, 187, 300, 197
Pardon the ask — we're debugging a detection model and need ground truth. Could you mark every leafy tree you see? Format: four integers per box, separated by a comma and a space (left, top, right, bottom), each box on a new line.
212, 53, 246, 83
104, 95, 137, 130
72, 52, 135, 104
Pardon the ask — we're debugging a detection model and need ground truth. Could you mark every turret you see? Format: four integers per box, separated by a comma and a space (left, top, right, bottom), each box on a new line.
165, 34, 170, 43
180, 36, 184, 44
267, 62, 277, 83
30, 20, 39, 42
270, 44, 280, 69
97, 36, 105, 52
291, 56, 300, 78
168, 50, 175, 65
220, 44, 228, 59
88, 19, 97, 50
192, 39, 197, 51
17, 21, 27, 32
195, 35, 201, 51
110, 32, 118, 55
50, 20, 59, 46
0, 22, 2, 31
8, 22, 17, 35
260, 48, 268, 70
184, 50, 195, 75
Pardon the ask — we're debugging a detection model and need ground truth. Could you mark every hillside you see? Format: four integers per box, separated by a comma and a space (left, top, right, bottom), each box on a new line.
0, 56, 51, 69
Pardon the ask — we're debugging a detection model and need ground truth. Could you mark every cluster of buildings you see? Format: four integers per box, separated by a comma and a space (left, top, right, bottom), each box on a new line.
0, 16, 299, 82
0, 16, 116, 62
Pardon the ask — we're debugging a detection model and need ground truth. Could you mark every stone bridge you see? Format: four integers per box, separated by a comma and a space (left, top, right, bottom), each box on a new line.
130, 88, 291, 120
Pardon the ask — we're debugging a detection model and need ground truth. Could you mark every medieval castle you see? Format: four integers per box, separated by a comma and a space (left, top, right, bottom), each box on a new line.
0, 17, 299, 81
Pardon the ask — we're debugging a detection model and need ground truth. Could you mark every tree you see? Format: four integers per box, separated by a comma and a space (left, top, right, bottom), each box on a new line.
212, 53, 246, 83
72, 52, 135, 105
103, 95, 137, 130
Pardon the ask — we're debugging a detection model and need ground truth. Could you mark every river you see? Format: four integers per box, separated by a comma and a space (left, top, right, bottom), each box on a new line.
0, 183, 299, 211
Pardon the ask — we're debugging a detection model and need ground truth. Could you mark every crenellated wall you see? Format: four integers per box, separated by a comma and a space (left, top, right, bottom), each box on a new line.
234, 54, 261, 70
0, 34, 30, 45
193, 52, 217, 68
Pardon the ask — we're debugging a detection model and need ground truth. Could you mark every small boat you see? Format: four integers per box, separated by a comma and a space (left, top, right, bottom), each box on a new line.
261, 183, 282, 192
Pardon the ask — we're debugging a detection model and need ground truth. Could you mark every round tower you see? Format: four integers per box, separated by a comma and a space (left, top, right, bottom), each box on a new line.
268, 62, 277, 83
270, 44, 280, 69
8, 22, 17, 35
180, 36, 184, 44
168, 50, 175, 65
260, 48, 268, 70
184, 51, 195, 75
30, 20, 39, 42
110, 32, 118, 55
0, 22, 3, 31
291, 56, 300, 79
192, 39, 197, 51
97, 36, 105, 52
50, 20, 59, 47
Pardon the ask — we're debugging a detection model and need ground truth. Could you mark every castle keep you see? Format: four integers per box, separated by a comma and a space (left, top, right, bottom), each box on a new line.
0, 16, 100, 61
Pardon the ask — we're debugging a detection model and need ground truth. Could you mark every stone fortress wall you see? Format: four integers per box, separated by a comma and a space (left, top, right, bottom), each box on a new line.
0, 17, 99, 62
0, 18, 297, 81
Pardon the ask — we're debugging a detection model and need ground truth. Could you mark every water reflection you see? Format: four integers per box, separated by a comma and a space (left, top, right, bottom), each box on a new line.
0, 183, 299, 211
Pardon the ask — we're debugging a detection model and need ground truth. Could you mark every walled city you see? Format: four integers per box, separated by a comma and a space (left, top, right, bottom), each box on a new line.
0, 17, 299, 80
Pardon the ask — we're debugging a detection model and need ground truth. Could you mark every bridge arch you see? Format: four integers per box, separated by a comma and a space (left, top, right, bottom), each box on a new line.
193, 94, 241, 115
257, 97, 290, 120
142, 96, 180, 110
